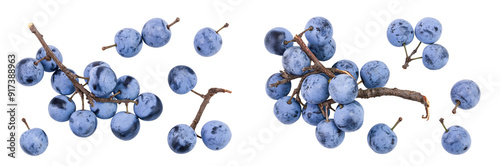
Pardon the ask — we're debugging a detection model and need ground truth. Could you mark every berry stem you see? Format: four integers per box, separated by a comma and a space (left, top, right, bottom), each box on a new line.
403, 43, 409, 58
22, 118, 30, 130
109, 91, 121, 99
75, 75, 89, 80
69, 91, 77, 101
102, 43, 117, 51
319, 104, 329, 122
125, 103, 129, 114
167, 17, 180, 30
190, 88, 232, 130
439, 118, 449, 133
402, 42, 422, 69
215, 23, 229, 34
34, 56, 50, 65
452, 100, 461, 114
191, 89, 204, 98
391, 117, 403, 131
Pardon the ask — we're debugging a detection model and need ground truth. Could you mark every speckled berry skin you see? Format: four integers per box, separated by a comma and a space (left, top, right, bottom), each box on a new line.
329, 74, 358, 105
367, 123, 397, 154
142, 18, 171, 48
69, 110, 97, 137
168, 65, 197, 94
201, 120, 232, 151
415, 17, 442, 44
83, 61, 110, 83
48, 95, 76, 122
360, 60, 390, 89
111, 111, 140, 141
308, 38, 336, 61
301, 74, 329, 104
332, 59, 359, 81
133, 92, 163, 121
265, 73, 291, 100
90, 99, 117, 119
302, 103, 329, 126
51, 69, 78, 95
334, 100, 364, 132
387, 19, 414, 47
36, 45, 63, 72
282, 46, 311, 76
16, 58, 44, 86
194, 27, 222, 57
442, 126, 471, 155
89, 66, 117, 98
168, 124, 197, 154
273, 96, 302, 124
113, 75, 140, 100
20, 128, 48, 156
315, 119, 345, 148
305, 17, 333, 45
264, 27, 294, 55
450, 80, 480, 109
422, 44, 449, 70
114, 28, 143, 58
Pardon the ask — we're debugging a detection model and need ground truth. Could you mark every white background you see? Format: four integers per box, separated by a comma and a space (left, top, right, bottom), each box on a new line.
1, 0, 499, 165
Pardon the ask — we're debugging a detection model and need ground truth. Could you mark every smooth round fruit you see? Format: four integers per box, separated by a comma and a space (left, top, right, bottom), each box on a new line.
113, 75, 140, 100
334, 100, 364, 132
16, 58, 44, 86
442, 126, 471, 155
142, 18, 171, 48
168, 65, 197, 94
134, 92, 163, 121
360, 60, 390, 89
367, 123, 397, 154
20, 128, 48, 156
194, 27, 222, 57
168, 124, 197, 154
36, 45, 63, 72
415, 17, 442, 44
332, 59, 359, 81
308, 38, 336, 61
302, 103, 329, 126
450, 80, 480, 109
265, 73, 291, 100
329, 74, 358, 105
264, 27, 293, 55
301, 74, 329, 104
69, 110, 97, 137
89, 66, 117, 98
273, 96, 302, 124
282, 46, 311, 76
305, 17, 333, 45
201, 120, 232, 150
89, 100, 117, 119
48, 95, 76, 122
422, 44, 449, 70
387, 19, 414, 47
83, 61, 110, 83
315, 119, 345, 148
114, 28, 143, 58
111, 111, 141, 141
51, 69, 78, 95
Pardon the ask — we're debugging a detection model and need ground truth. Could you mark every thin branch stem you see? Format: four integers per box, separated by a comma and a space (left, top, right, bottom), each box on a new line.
34, 56, 50, 65
293, 35, 336, 78
190, 88, 232, 130
167, 17, 180, 30
452, 100, 461, 114
391, 117, 403, 131
402, 42, 423, 69
75, 75, 89, 80
109, 91, 121, 99
191, 90, 205, 98
216, 23, 229, 34
22, 118, 30, 130
102, 43, 117, 51
403, 43, 409, 58
439, 118, 449, 133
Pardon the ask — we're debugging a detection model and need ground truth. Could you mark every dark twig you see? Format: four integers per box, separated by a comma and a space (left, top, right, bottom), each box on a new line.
190, 88, 232, 130
293, 35, 335, 78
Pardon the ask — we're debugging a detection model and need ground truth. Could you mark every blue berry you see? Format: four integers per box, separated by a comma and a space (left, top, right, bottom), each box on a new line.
201, 120, 232, 150
168, 124, 197, 154
415, 17, 442, 44
302, 103, 329, 126
89, 66, 117, 98
89, 99, 117, 119
264, 27, 293, 55
134, 92, 163, 121
265, 73, 291, 100
69, 110, 97, 137
114, 28, 143, 58
334, 100, 364, 132
305, 17, 333, 45
315, 119, 345, 148
450, 80, 480, 109
329, 74, 358, 105
442, 126, 471, 155
16, 58, 44, 86
301, 74, 329, 104
142, 18, 171, 48
48, 95, 76, 122
51, 69, 78, 95
282, 46, 311, 76
83, 61, 110, 83
194, 27, 222, 57
20, 128, 48, 156
332, 59, 359, 81
387, 19, 414, 47
273, 96, 302, 124
36, 45, 63, 72
360, 60, 390, 89
168, 65, 197, 94
111, 111, 141, 141
422, 44, 449, 70
113, 75, 140, 100
367, 123, 397, 154
308, 38, 336, 61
